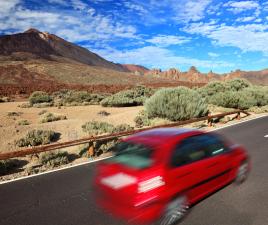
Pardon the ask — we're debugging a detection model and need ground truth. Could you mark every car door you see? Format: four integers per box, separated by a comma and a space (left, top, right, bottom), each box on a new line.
166, 136, 208, 204
192, 133, 233, 196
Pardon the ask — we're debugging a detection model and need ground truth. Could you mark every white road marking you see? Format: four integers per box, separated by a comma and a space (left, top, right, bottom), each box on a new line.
0, 114, 267, 185
264, 134, 268, 138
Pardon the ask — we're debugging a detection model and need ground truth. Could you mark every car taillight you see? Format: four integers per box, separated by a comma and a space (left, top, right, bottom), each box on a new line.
138, 176, 165, 193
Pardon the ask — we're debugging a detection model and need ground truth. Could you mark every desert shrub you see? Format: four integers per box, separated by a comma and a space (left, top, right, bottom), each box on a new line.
225, 78, 251, 91
82, 121, 133, 135
248, 105, 268, 113
32, 102, 53, 108
82, 121, 114, 135
18, 120, 30, 126
100, 86, 153, 107
40, 113, 67, 123
98, 110, 110, 116
18, 103, 31, 108
134, 110, 151, 128
198, 81, 226, 98
0, 97, 11, 103
0, 159, 23, 176
7, 111, 22, 117
52, 90, 105, 106
112, 124, 134, 133
244, 86, 268, 106
38, 110, 48, 115
145, 87, 208, 121
16, 130, 58, 147
39, 151, 69, 168
29, 91, 52, 106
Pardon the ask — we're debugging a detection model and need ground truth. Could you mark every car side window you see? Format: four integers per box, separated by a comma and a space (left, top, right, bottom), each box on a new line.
197, 134, 227, 157
170, 134, 228, 167
170, 136, 207, 167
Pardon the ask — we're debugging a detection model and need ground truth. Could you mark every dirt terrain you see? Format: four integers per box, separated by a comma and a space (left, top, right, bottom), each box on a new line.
0, 102, 143, 153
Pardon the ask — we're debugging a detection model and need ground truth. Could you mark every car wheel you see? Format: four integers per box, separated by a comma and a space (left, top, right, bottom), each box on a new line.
159, 195, 189, 225
235, 161, 249, 184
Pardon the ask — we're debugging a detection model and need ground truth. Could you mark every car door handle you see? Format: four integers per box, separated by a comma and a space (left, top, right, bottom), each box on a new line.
206, 162, 218, 168
176, 171, 193, 178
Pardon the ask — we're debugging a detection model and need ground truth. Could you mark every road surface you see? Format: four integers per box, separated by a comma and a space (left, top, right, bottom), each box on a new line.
0, 116, 267, 225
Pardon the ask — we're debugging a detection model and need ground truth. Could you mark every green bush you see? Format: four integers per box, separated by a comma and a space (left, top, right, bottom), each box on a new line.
134, 110, 151, 128
225, 78, 251, 91
145, 87, 208, 121
40, 113, 67, 123
248, 105, 268, 113
82, 121, 133, 135
100, 86, 153, 107
16, 130, 58, 147
52, 90, 105, 106
0, 159, 23, 176
18, 120, 30, 126
7, 111, 22, 117
39, 151, 69, 168
198, 81, 226, 98
29, 91, 52, 105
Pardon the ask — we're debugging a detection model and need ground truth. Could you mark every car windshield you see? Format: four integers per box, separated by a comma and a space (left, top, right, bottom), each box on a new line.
107, 141, 154, 169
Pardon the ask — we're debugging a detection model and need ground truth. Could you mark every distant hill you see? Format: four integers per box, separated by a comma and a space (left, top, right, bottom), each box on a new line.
0, 28, 127, 72
145, 66, 268, 85
121, 64, 149, 74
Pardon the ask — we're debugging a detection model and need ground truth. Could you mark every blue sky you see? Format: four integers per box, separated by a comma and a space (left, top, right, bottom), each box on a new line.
1, 0, 268, 73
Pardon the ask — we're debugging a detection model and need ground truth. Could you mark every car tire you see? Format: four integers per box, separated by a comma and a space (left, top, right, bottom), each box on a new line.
235, 161, 249, 184
158, 195, 189, 225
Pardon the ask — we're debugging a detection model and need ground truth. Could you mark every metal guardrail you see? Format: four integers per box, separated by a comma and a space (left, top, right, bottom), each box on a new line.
0, 110, 250, 160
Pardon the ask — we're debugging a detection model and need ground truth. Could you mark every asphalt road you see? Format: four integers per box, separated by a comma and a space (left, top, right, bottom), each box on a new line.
0, 116, 267, 225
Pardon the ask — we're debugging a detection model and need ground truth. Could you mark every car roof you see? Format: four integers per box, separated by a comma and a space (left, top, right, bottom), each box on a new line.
125, 128, 203, 147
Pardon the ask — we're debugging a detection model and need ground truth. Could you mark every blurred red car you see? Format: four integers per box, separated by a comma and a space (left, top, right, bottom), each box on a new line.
94, 128, 250, 225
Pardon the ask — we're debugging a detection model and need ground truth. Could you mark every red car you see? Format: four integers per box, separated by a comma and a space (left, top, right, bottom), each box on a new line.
94, 128, 250, 225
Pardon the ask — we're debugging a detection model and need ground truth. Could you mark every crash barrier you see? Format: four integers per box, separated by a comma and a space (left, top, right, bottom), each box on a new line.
0, 110, 250, 160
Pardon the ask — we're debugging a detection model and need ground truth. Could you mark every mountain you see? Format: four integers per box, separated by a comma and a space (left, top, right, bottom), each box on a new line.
0, 28, 127, 72
145, 67, 268, 85
121, 64, 149, 75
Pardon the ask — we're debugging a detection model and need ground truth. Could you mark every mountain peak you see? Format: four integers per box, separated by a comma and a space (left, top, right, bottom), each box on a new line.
24, 28, 42, 34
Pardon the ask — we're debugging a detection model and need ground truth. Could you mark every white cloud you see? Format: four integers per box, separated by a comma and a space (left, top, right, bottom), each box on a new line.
172, 0, 212, 22
124, 2, 147, 14
224, 1, 260, 13
70, 0, 87, 10
208, 52, 219, 57
184, 22, 268, 53
236, 16, 256, 22
93, 46, 234, 70
147, 35, 190, 47
0, 0, 19, 15
0, 2, 138, 43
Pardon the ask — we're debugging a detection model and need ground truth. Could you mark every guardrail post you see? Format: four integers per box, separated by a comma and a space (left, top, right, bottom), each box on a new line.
207, 113, 212, 127
236, 112, 241, 120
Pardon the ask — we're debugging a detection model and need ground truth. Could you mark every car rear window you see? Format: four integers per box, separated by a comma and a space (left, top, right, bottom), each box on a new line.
107, 142, 154, 169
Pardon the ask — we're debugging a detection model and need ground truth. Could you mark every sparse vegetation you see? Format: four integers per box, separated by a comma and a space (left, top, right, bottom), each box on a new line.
18, 120, 30, 126
16, 130, 59, 147
29, 91, 52, 106
98, 110, 110, 116
134, 110, 151, 128
0, 159, 24, 176
100, 86, 153, 107
248, 105, 268, 114
40, 113, 67, 123
7, 111, 22, 117
38, 151, 70, 168
199, 79, 268, 110
145, 87, 208, 121
52, 90, 105, 106
38, 109, 48, 115
82, 121, 133, 135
